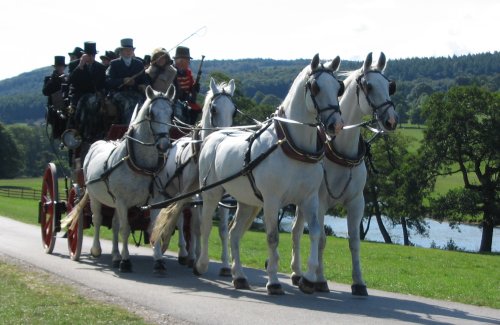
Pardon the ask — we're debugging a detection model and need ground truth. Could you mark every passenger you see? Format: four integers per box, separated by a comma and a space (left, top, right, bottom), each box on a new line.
106, 38, 148, 124
173, 46, 201, 125
67, 46, 84, 74
42, 55, 68, 139
145, 47, 176, 93
100, 50, 117, 67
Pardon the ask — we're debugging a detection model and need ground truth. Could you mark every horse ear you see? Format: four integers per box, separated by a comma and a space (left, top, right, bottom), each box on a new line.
146, 85, 155, 100
328, 56, 341, 72
130, 103, 139, 123
166, 84, 176, 101
377, 52, 386, 71
311, 53, 320, 71
363, 52, 373, 72
227, 79, 236, 96
210, 77, 218, 95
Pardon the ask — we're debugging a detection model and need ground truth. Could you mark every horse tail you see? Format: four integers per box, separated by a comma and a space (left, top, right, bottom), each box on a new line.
61, 191, 89, 231
150, 198, 190, 253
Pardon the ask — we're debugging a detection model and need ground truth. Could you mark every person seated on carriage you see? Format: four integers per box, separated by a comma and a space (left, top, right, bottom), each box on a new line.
143, 54, 151, 69
42, 55, 69, 139
173, 46, 201, 126
67, 46, 84, 74
106, 38, 148, 125
145, 47, 177, 93
67, 41, 107, 145
99, 50, 117, 67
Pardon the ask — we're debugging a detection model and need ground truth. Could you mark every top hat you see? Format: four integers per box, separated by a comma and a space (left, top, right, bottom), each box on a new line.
68, 47, 84, 58
151, 47, 173, 64
174, 46, 192, 59
100, 50, 117, 61
143, 55, 151, 65
119, 38, 135, 49
83, 41, 98, 55
53, 56, 67, 67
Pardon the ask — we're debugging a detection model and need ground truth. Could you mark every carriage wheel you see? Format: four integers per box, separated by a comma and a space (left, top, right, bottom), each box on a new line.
39, 163, 59, 253
66, 185, 83, 261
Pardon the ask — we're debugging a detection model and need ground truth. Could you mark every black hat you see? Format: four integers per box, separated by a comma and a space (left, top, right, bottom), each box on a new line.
68, 47, 84, 58
143, 55, 151, 65
53, 56, 67, 67
83, 41, 98, 55
174, 46, 192, 59
100, 50, 117, 61
119, 38, 135, 49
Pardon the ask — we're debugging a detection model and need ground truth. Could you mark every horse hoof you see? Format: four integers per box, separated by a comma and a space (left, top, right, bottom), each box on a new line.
153, 259, 167, 276
178, 256, 188, 266
193, 265, 202, 276
233, 278, 251, 290
266, 283, 285, 295
187, 259, 195, 268
90, 247, 102, 258
119, 259, 132, 273
291, 274, 301, 286
298, 277, 315, 294
314, 281, 330, 293
219, 267, 232, 277
351, 284, 368, 296
111, 259, 121, 268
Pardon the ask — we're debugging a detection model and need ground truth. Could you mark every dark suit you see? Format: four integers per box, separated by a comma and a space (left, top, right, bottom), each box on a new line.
106, 57, 147, 92
68, 61, 107, 103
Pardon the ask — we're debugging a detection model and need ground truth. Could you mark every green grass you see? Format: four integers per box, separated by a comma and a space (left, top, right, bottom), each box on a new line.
0, 261, 147, 324
1, 178, 499, 309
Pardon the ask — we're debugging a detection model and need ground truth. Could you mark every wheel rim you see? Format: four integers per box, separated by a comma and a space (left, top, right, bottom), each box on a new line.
67, 185, 83, 260
40, 163, 58, 253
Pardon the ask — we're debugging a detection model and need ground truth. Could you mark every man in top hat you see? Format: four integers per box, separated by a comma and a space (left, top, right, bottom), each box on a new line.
42, 55, 69, 139
106, 38, 148, 124
173, 46, 201, 125
68, 46, 84, 74
146, 47, 176, 94
100, 50, 117, 67
68, 41, 107, 142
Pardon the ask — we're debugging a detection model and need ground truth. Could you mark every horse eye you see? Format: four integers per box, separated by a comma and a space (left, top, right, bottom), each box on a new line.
311, 80, 320, 96
338, 81, 345, 97
210, 105, 217, 114
363, 80, 372, 92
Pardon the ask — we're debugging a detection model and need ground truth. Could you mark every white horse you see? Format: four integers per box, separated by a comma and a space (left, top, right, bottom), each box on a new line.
152, 54, 344, 295
63, 86, 175, 272
149, 78, 238, 274
290, 52, 398, 295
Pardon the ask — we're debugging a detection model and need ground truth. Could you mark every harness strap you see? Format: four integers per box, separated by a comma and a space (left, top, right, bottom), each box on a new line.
275, 118, 325, 163
325, 134, 366, 168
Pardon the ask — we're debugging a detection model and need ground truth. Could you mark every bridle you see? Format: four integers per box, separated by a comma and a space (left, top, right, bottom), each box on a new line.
305, 67, 344, 129
209, 89, 237, 128
355, 70, 396, 122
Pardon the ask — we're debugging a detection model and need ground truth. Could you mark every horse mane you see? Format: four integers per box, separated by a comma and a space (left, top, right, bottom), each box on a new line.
280, 64, 312, 109
130, 96, 153, 125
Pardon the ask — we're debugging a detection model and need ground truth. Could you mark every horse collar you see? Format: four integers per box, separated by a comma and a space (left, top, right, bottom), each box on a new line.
325, 133, 366, 168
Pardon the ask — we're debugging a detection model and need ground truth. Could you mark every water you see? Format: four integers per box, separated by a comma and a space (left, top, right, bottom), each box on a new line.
277, 215, 500, 252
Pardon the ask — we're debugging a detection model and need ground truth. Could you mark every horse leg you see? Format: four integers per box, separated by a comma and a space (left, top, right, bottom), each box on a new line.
148, 209, 167, 275
217, 207, 231, 277
193, 188, 223, 276
229, 203, 260, 290
188, 205, 201, 268
290, 206, 305, 286
346, 196, 368, 296
298, 196, 320, 294
116, 203, 132, 272
90, 198, 103, 258
111, 211, 122, 268
314, 210, 330, 292
262, 202, 285, 295
176, 212, 189, 265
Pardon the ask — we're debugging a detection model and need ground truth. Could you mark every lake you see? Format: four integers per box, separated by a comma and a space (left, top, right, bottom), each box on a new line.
277, 215, 500, 252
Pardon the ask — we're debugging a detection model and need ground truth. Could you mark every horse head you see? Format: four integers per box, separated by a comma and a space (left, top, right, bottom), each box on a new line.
202, 77, 237, 130
143, 85, 175, 153
305, 54, 344, 136
357, 52, 398, 131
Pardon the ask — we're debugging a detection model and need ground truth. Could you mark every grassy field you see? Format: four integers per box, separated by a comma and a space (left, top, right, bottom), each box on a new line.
0, 261, 147, 324
0, 187, 498, 309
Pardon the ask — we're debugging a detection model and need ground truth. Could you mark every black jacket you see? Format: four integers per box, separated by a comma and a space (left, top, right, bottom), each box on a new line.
42, 70, 67, 106
68, 61, 107, 101
106, 58, 148, 92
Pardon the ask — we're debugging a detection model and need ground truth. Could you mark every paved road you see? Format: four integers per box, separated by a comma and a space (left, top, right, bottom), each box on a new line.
0, 216, 498, 324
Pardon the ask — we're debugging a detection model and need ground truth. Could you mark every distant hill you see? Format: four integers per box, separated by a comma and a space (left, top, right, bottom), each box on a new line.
1, 52, 499, 124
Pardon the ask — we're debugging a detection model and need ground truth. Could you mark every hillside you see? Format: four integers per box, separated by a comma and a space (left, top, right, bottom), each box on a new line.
0, 52, 499, 124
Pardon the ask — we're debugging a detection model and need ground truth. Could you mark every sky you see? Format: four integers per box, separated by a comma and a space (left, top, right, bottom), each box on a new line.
0, 0, 498, 80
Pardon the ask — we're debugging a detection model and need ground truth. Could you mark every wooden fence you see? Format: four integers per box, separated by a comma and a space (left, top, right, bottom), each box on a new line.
0, 186, 41, 200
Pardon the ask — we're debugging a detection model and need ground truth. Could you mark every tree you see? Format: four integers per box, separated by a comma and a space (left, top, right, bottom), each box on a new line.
0, 123, 23, 178
363, 132, 431, 245
421, 86, 500, 252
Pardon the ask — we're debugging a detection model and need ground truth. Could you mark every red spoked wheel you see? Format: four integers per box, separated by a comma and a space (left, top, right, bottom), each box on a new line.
66, 185, 83, 261
39, 163, 59, 253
